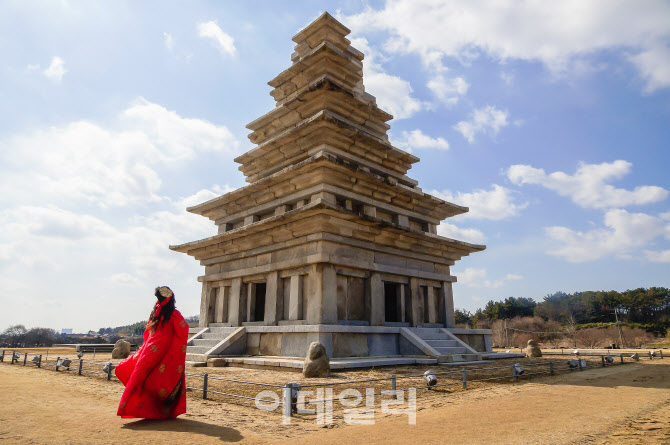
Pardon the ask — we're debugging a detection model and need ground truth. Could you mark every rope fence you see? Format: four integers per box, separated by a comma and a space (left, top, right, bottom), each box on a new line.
0, 348, 664, 418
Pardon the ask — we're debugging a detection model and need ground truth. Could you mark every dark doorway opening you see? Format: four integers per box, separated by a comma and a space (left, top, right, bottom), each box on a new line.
254, 283, 266, 322
384, 282, 399, 322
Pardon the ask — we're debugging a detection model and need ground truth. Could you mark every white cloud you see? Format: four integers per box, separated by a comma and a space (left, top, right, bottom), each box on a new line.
351, 37, 424, 119
393, 129, 448, 151
454, 105, 509, 143
545, 209, 670, 262
436, 222, 486, 244
197, 21, 236, 57
629, 44, 670, 93
456, 267, 523, 288
432, 184, 527, 220
178, 184, 235, 209
0, 203, 215, 330
0, 98, 239, 207
645, 249, 670, 263
427, 74, 468, 105
164, 32, 174, 51
109, 273, 143, 286
43, 56, 67, 82
343, 1, 670, 93
508, 160, 669, 209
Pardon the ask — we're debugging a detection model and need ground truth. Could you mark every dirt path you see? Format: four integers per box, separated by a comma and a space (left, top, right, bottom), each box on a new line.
1, 360, 669, 444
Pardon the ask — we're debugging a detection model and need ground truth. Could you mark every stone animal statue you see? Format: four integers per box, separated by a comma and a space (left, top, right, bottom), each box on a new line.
525, 339, 542, 358
303, 341, 330, 377
112, 339, 131, 359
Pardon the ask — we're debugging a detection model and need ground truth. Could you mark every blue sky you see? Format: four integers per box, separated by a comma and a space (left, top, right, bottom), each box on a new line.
1, 1, 669, 332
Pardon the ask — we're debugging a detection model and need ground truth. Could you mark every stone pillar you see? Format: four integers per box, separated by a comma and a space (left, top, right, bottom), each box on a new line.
395, 214, 409, 228
288, 275, 303, 320
244, 215, 259, 226
441, 281, 455, 328
399, 284, 406, 323
369, 272, 384, 326
215, 286, 229, 324
409, 277, 423, 327
310, 191, 336, 205
199, 282, 210, 328
306, 263, 338, 324
228, 278, 244, 326
362, 205, 376, 218
264, 271, 282, 324
427, 286, 438, 324
246, 283, 256, 322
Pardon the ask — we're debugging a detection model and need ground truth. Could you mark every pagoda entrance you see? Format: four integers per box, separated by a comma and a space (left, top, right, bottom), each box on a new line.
384, 282, 401, 323
247, 282, 267, 323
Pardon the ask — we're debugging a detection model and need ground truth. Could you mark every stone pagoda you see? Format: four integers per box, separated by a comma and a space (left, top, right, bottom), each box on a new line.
171, 13, 491, 367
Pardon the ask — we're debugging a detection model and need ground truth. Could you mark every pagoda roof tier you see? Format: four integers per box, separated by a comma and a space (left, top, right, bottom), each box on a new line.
247, 75, 392, 146
170, 197, 485, 267
235, 109, 419, 182
269, 39, 365, 106
291, 12, 355, 61
187, 150, 467, 224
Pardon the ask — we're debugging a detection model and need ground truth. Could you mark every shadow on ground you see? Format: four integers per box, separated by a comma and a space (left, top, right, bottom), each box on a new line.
121, 418, 244, 442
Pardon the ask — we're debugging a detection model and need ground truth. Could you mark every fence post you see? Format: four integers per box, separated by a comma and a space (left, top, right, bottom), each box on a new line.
23, 353, 27, 366
512, 365, 517, 382
550, 361, 554, 376
38, 354, 42, 368
55, 356, 60, 371
462, 368, 467, 389
202, 373, 208, 400
0, 350, 4, 362
620, 354, 624, 364
578, 359, 583, 371
601, 356, 605, 367
107, 362, 112, 380
283, 383, 293, 419
78, 359, 83, 376
660, 350, 664, 359
391, 375, 397, 399
10, 350, 15, 364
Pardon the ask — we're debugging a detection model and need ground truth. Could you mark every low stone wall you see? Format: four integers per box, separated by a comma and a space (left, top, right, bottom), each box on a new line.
448, 328, 493, 352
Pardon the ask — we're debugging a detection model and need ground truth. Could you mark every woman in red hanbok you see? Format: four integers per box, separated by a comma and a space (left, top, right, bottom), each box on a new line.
115, 286, 189, 419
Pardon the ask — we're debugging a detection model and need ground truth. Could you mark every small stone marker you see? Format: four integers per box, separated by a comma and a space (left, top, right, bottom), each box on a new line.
303, 342, 330, 377
525, 339, 542, 358
111, 339, 131, 359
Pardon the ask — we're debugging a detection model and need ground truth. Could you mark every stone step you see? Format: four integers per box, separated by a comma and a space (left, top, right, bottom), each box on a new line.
191, 339, 221, 347
186, 346, 211, 354
412, 328, 442, 334
439, 360, 493, 367
438, 353, 482, 363
208, 327, 237, 334
434, 347, 469, 355
424, 340, 460, 347
201, 333, 231, 340
185, 353, 207, 362
416, 333, 449, 340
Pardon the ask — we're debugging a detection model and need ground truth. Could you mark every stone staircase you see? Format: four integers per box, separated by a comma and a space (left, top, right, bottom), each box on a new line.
186, 325, 241, 363
410, 328, 483, 363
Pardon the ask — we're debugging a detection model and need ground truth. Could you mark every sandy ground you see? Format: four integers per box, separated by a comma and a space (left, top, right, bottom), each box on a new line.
1, 354, 669, 444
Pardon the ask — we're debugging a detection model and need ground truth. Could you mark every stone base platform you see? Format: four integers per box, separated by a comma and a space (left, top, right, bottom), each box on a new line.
193, 355, 439, 371
483, 352, 526, 359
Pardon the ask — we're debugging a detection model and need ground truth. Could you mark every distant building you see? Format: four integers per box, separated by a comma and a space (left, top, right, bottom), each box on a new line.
61, 328, 73, 334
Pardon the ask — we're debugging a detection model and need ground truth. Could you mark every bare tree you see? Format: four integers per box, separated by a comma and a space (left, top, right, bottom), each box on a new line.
3, 325, 28, 347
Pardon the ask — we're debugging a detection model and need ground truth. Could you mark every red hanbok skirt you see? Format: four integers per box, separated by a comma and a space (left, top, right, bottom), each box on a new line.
115, 310, 189, 419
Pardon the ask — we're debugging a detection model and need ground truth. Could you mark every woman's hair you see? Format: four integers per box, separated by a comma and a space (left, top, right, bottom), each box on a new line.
146, 288, 176, 333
